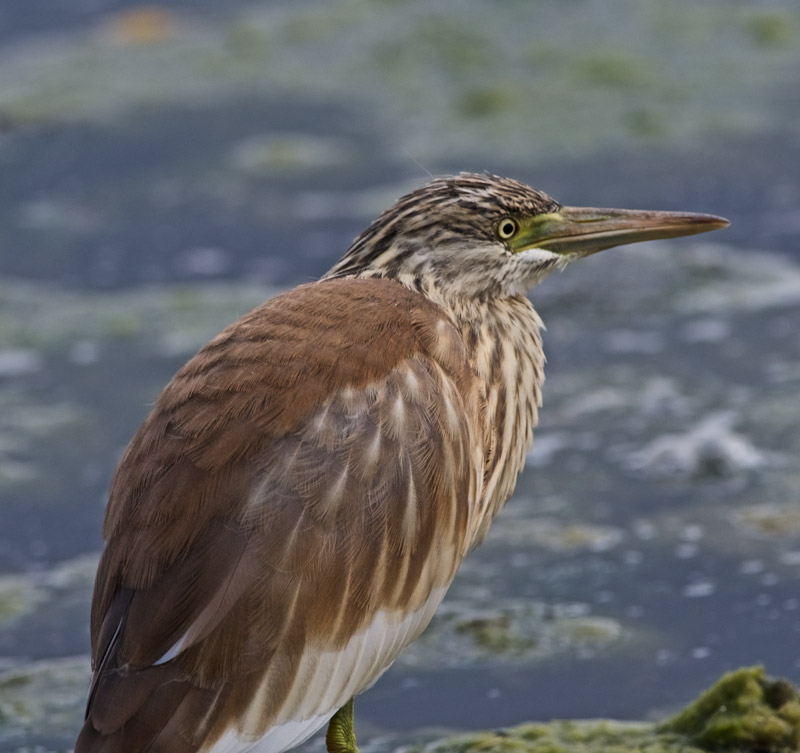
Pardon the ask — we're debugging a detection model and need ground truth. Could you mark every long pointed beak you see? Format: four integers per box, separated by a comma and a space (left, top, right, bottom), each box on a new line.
522, 206, 730, 257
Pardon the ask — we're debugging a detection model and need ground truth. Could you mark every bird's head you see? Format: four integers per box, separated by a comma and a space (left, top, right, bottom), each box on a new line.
326, 173, 729, 300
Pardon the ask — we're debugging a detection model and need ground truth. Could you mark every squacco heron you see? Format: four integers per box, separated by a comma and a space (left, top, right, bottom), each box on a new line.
76, 173, 728, 753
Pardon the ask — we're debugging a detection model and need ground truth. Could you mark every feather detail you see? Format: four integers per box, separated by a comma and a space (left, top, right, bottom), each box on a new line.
79, 278, 484, 752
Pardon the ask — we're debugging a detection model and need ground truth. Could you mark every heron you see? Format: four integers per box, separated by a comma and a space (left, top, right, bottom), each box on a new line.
77, 173, 728, 753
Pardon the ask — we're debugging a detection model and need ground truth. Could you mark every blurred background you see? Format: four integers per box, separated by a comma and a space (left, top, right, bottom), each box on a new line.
1, 1, 800, 751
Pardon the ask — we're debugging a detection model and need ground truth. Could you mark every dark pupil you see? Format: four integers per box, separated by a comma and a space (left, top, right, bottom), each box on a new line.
502, 222, 514, 236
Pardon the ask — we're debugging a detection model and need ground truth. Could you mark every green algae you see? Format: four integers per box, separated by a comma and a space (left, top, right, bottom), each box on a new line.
400, 600, 625, 668
0, 561, 98, 743
735, 504, 800, 538
0, 656, 89, 743
572, 52, 654, 89
0, 555, 94, 634
412, 668, 800, 753
1, 0, 800, 161
0, 577, 43, 624
0, 391, 88, 493
744, 11, 800, 48
228, 133, 352, 174
0, 279, 272, 355
662, 667, 800, 751
457, 86, 516, 119
453, 613, 536, 655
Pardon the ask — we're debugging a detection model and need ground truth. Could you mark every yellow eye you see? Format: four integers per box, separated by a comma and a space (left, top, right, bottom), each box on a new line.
497, 218, 518, 240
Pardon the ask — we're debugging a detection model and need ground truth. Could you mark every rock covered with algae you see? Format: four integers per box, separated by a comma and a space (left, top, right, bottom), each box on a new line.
662, 667, 800, 752
411, 667, 800, 753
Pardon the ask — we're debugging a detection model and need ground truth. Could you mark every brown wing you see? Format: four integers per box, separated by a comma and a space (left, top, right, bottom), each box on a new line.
77, 277, 483, 753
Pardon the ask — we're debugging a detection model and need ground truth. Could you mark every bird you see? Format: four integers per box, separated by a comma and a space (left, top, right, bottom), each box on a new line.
76, 173, 728, 753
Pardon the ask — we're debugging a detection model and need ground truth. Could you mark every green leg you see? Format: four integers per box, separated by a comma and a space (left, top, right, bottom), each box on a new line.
326, 698, 359, 753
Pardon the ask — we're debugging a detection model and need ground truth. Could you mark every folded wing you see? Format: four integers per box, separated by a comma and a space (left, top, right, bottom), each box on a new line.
77, 278, 483, 753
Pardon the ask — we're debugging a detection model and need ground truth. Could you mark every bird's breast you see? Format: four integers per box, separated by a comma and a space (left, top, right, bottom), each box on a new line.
452, 295, 546, 541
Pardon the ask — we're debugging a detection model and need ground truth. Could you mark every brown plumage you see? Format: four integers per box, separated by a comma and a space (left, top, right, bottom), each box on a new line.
77, 173, 728, 753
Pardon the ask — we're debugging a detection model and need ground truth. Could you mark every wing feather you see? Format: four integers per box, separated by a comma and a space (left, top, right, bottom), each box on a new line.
78, 278, 482, 752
